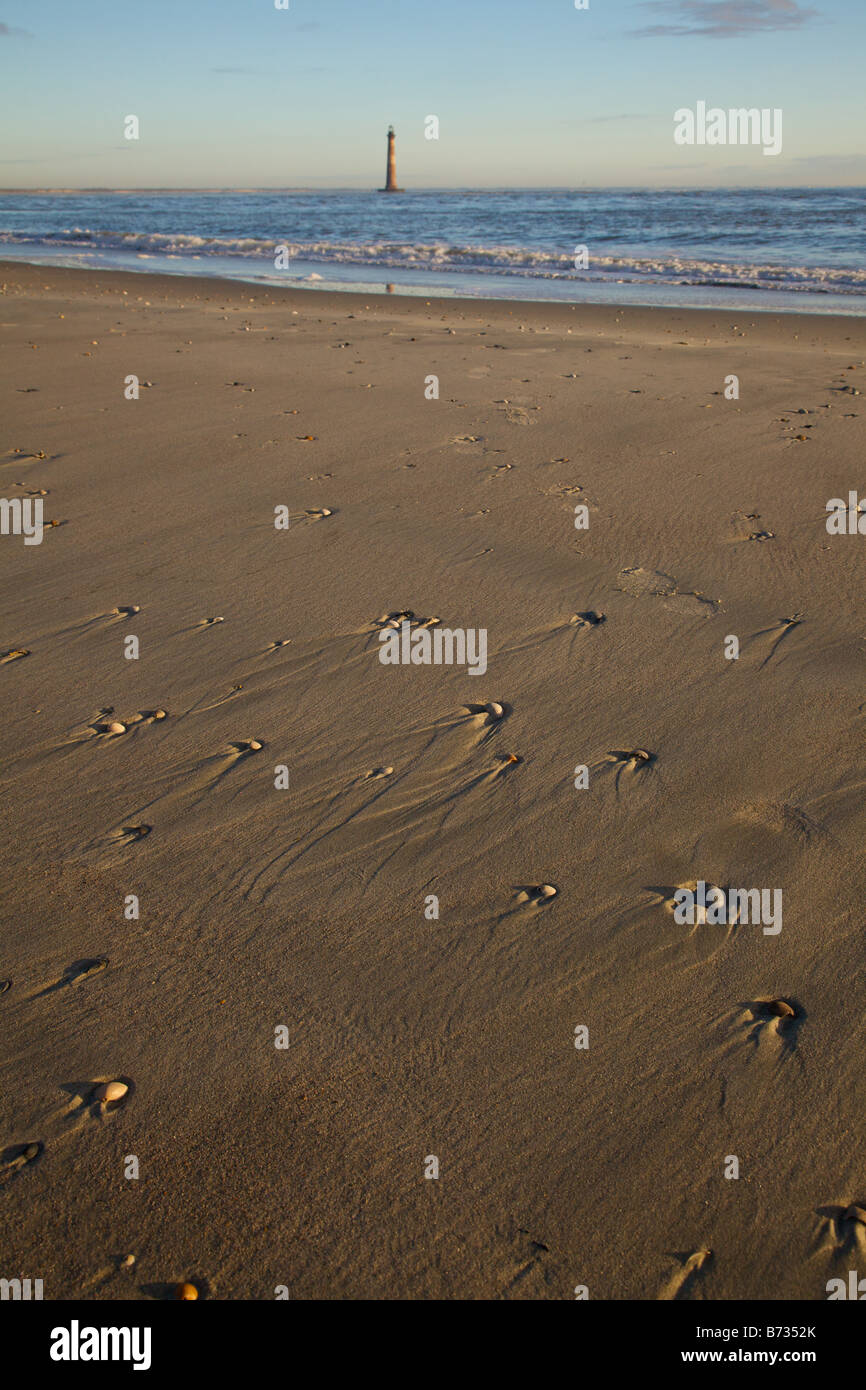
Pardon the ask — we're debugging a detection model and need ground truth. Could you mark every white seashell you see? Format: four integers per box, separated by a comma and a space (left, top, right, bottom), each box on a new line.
95, 1080, 128, 1104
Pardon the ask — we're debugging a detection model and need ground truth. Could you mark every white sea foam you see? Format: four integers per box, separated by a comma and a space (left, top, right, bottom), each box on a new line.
1, 228, 864, 295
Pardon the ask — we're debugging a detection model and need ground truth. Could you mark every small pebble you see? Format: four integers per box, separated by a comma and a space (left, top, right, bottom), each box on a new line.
175, 1282, 199, 1300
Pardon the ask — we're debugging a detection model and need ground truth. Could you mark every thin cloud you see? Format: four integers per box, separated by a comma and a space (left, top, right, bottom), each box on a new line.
629, 1, 819, 38
211, 65, 327, 75
0, 21, 32, 37
588, 113, 652, 123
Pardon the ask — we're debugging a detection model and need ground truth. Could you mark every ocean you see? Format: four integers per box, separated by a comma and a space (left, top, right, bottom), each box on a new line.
1, 187, 864, 313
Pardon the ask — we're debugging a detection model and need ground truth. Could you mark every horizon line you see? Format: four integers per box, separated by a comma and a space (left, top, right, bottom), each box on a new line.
1, 183, 864, 194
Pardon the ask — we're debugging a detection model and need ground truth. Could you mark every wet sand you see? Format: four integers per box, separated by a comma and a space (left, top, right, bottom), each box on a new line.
1, 260, 865, 1299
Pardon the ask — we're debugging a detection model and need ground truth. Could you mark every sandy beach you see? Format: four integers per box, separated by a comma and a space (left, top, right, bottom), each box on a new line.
1, 259, 865, 1300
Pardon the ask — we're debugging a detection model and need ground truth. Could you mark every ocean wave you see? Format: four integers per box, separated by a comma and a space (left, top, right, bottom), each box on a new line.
1, 227, 864, 294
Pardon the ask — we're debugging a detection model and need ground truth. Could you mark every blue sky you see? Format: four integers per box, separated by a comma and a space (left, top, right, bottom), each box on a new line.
0, 0, 863, 187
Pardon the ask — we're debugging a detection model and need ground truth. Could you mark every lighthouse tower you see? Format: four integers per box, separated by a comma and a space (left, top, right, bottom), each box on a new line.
379, 125, 403, 192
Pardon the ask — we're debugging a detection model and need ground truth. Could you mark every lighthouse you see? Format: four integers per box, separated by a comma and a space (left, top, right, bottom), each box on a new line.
379, 125, 403, 193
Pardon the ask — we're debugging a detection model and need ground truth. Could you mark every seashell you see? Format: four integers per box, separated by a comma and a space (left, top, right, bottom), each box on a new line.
95, 1080, 128, 1104
844, 1204, 866, 1227
486, 702, 505, 719
537, 884, 557, 899
153, 709, 167, 720
766, 999, 795, 1019
107, 722, 126, 735
174, 1282, 199, 1300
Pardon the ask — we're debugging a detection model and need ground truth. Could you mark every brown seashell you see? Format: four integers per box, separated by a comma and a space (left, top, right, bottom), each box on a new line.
174, 1282, 199, 1300
766, 999, 795, 1018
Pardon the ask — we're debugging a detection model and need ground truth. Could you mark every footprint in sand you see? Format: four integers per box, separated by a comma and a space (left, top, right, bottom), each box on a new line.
0, 1141, 44, 1188
500, 404, 535, 427
658, 1249, 713, 1301
617, 568, 719, 618
32, 958, 108, 999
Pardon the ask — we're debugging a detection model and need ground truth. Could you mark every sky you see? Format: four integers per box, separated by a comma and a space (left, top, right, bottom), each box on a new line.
0, 0, 863, 188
